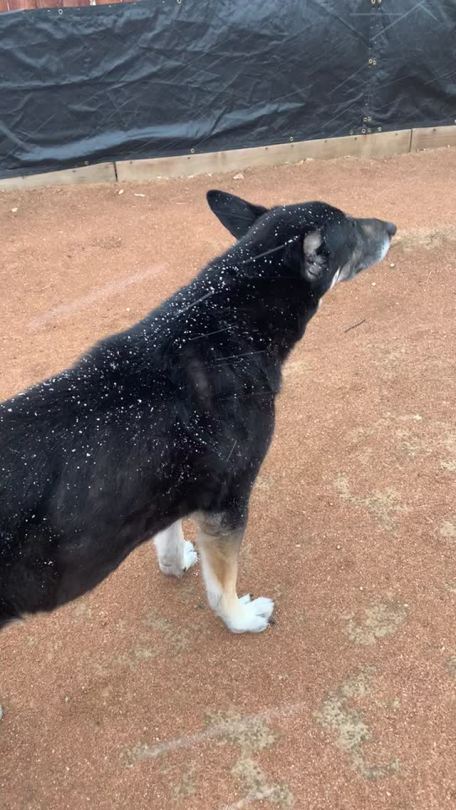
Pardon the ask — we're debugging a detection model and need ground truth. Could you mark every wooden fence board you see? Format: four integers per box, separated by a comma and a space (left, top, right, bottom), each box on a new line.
1, 0, 125, 8
411, 125, 456, 151
6, 0, 37, 10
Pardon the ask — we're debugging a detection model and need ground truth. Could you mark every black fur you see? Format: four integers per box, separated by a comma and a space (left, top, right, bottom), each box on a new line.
0, 192, 395, 628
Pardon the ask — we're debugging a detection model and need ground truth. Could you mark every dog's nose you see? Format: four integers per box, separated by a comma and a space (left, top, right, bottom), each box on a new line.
385, 221, 397, 237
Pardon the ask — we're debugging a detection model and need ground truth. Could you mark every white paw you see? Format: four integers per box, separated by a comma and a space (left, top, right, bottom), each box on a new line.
225, 595, 275, 634
159, 541, 198, 577
182, 540, 198, 571
158, 560, 183, 577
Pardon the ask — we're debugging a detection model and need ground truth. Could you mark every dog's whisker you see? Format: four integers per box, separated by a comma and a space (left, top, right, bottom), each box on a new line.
174, 290, 214, 316
238, 236, 300, 265
225, 441, 237, 462
188, 326, 233, 341
212, 350, 267, 364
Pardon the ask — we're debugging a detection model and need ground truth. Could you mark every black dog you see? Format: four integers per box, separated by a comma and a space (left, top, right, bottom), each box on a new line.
0, 192, 396, 633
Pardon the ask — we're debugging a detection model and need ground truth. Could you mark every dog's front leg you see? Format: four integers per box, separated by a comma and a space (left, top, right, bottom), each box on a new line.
154, 520, 198, 577
193, 510, 274, 633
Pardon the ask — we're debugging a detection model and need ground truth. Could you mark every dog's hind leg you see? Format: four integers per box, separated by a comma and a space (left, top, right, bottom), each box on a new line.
154, 521, 198, 577
193, 511, 274, 633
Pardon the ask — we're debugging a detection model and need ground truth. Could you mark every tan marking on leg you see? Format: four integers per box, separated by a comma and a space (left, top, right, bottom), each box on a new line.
198, 529, 242, 617
193, 512, 274, 633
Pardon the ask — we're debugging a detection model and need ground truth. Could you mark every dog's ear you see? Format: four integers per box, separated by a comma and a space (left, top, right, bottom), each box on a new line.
302, 229, 326, 279
207, 190, 268, 239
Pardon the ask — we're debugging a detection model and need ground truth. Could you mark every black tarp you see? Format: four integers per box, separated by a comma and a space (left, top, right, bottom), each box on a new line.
0, 0, 455, 179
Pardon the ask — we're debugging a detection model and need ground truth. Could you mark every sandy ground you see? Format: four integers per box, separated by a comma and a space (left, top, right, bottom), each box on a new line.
0, 147, 455, 810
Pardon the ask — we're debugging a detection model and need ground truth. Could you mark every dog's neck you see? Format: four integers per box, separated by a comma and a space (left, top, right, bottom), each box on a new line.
209, 245, 321, 363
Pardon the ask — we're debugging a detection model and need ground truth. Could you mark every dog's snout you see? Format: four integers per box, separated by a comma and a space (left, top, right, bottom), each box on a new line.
385, 221, 397, 238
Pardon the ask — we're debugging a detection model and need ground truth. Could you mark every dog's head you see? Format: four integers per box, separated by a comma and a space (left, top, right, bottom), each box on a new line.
207, 190, 396, 296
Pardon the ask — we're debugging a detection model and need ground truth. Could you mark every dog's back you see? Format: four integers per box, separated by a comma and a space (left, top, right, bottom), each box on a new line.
0, 262, 278, 626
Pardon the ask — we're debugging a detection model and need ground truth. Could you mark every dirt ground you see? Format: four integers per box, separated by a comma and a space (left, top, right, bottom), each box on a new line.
0, 147, 455, 810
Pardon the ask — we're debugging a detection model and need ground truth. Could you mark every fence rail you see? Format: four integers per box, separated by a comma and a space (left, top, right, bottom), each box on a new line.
0, 0, 130, 11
